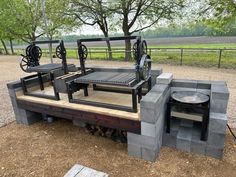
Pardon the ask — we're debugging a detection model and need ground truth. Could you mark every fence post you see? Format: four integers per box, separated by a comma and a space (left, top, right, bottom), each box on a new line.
218, 49, 222, 68
149, 48, 152, 56
75, 48, 78, 59
105, 49, 108, 60
180, 48, 183, 65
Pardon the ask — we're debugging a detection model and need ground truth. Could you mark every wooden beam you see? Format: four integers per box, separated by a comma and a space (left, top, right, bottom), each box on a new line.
17, 99, 141, 134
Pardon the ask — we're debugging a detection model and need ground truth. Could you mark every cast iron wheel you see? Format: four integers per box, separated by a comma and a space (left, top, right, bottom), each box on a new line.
139, 54, 152, 80
133, 42, 138, 59
30, 46, 42, 59
140, 40, 147, 56
19, 55, 30, 72
78, 44, 88, 60
25, 45, 33, 56
55, 45, 63, 59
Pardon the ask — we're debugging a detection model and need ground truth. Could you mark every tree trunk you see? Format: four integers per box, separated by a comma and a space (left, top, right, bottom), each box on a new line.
9, 39, 14, 54
122, 16, 132, 61
103, 32, 112, 60
1, 39, 9, 55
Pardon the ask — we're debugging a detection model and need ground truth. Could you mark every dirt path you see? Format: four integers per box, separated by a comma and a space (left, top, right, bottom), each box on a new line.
0, 55, 235, 177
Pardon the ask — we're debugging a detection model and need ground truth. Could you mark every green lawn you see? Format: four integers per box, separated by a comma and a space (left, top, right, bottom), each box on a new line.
14, 43, 236, 69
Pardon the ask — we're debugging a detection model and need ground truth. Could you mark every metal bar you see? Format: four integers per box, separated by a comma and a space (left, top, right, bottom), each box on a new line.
218, 49, 222, 68
38, 73, 44, 90
180, 48, 183, 66
25, 92, 59, 100
132, 89, 137, 113
77, 36, 138, 43
69, 99, 137, 113
166, 102, 171, 133
32, 40, 60, 44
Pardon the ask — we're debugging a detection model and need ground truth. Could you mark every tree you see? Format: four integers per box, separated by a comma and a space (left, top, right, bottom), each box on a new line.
200, 0, 236, 33
109, 0, 185, 60
69, 0, 113, 60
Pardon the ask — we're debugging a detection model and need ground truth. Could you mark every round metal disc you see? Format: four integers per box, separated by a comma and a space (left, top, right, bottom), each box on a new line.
78, 44, 88, 60
139, 54, 151, 80
171, 91, 209, 104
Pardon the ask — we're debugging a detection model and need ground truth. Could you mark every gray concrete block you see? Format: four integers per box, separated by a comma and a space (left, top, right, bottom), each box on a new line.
191, 134, 206, 155
211, 81, 226, 85
197, 80, 211, 89
162, 130, 177, 148
205, 145, 223, 159
171, 87, 197, 93
171, 79, 197, 88
156, 73, 173, 85
211, 84, 229, 100
140, 92, 162, 109
180, 119, 193, 128
127, 133, 158, 150
196, 89, 211, 96
210, 98, 228, 114
140, 107, 157, 123
150, 84, 169, 94
176, 127, 192, 152
207, 131, 226, 149
128, 143, 142, 158
141, 122, 156, 137
209, 113, 227, 134
141, 147, 159, 162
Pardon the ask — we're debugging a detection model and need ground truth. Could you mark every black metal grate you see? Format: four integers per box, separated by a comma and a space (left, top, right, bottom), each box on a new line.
74, 71, 136, 86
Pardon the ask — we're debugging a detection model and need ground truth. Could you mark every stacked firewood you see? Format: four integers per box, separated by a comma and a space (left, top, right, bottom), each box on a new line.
85, 124, 127, 143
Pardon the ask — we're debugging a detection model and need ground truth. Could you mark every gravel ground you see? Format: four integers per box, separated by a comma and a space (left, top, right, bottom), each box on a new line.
0, 55, 236, 177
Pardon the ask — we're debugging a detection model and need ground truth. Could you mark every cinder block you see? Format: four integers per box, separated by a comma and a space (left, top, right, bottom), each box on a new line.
73, 119, 86, 127
150, 84, 169, 94
127, 133, 158, 150
191, 134, 206, 155
140, 92, 162, 109
210, 98, 228, 114
197, 80, 211, 89
176, 127, 192, 152
128, 143, 142, 158
141, 122, 156, 137
211, 84, 229, 100
207, 131, 226, 149
180, 119, 193, 128
209, 113, 227, 134
141, 147, 159, 162
196, 89, 211, 96
171, 79, 197, 88
205, 145, 224, 159
162, 130, 178, 148
140, 107, 157, 123
156, 73, 173, 85
171, 87, 197, 93
211, 81, 226, 85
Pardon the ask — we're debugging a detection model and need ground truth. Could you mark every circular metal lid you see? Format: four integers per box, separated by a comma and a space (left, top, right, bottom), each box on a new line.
171, 91, 209, 104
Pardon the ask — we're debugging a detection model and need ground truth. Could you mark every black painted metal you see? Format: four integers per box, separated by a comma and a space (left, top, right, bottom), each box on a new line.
166, 97, 210, 141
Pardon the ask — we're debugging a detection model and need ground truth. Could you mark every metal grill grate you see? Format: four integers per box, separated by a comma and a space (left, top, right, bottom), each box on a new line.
74, 71, 136, 86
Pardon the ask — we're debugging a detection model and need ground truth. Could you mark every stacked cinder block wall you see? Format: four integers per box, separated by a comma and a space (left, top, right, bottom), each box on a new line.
127, 73, 172, 161
162, 79, 229, 159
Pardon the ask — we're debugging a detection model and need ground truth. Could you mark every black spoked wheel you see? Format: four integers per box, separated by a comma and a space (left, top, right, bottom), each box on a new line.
19, 55, 30, 72
30, 46, 42, 59
132, 42, 138, 59
26, 45, 33, 56
139, 54, 152, 80
140, 40, 147, 56
78, 44, 88, 60
56, 45, 62, 59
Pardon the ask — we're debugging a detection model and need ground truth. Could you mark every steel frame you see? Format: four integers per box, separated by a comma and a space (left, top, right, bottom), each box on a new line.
166, 98, 210, 141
